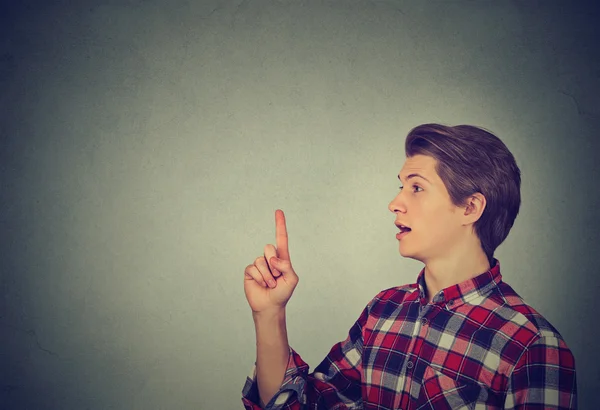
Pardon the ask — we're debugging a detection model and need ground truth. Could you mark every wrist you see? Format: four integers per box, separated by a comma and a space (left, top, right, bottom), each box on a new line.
253, 307, 289, 350
252, 306, 286, 323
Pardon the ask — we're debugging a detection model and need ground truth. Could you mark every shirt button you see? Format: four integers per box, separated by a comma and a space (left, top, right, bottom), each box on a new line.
406, 361, 414, 369
421, 318, 428, 325
447, 300, 454, 306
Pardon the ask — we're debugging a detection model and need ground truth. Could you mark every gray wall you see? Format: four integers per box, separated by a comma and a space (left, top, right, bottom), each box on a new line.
1, 1, 598, 409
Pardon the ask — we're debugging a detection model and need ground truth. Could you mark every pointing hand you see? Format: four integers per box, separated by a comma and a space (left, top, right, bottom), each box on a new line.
244, 210, 299, 313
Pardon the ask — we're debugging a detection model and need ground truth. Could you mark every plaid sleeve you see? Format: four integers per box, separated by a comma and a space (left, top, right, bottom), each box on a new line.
242, 345, 310, 410
504, 335, 577, 409
241, 301, 371, 410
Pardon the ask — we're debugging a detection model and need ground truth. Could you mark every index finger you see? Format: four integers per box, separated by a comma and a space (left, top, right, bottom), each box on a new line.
275, 209, 290, 261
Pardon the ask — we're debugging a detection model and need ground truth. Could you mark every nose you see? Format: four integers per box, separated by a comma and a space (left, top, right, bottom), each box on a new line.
388, 191, 406, 214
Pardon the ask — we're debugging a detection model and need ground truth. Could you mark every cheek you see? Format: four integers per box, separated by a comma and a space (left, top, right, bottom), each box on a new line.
422, 209, 455, 234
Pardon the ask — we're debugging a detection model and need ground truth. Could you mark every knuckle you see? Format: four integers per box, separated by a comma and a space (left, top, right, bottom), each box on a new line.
247, 267, 263, 283
254, 260, 271, 276
262, 269, 274, 280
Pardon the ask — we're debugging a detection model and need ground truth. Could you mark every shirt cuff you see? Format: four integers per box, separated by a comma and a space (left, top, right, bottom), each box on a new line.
242, 346, 310, 409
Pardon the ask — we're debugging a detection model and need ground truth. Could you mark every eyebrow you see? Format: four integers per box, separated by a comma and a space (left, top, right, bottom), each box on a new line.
398, 173, 431, 183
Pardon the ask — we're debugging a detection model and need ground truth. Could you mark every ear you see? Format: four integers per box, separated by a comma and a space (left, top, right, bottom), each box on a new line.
462, 192, 486, 225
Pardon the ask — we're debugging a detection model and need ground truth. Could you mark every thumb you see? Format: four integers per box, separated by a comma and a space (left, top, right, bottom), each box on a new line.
271, 257, 293, 274
270, 257, 299, 287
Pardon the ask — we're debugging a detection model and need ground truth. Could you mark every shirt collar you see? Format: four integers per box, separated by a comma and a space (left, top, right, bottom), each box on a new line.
415, 258, 502, 308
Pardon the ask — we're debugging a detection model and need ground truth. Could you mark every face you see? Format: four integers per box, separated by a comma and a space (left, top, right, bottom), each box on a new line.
388, 154, 466, 263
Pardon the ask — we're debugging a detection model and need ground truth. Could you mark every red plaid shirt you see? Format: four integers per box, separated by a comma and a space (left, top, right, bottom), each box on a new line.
242, 259, 577, 409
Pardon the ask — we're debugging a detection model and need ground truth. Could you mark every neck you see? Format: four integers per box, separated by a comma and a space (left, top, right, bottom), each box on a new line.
422, 248, 491, 303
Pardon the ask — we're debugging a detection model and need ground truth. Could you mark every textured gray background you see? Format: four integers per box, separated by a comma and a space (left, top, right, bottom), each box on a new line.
1, 0, 599, 409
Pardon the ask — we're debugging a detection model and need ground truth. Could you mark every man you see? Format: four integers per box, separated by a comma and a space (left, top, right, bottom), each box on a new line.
241, 124, 577, 409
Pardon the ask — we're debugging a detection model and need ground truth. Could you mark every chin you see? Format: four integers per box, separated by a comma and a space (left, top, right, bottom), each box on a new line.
399, 245, 424, 263
398, 245, 414, 258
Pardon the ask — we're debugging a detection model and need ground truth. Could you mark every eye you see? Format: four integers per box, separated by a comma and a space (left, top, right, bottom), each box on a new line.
398, 185, 423, 193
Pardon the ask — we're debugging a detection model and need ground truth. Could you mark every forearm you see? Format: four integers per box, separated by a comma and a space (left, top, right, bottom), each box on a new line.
253, 307, 290, 408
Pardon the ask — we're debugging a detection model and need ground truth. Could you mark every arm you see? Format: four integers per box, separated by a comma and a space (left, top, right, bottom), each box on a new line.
254, 307, 290, 407
504, 335, 577, 409
242, 299, 372, 409
242, 209, 300, 408
242, 209, 368, 409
